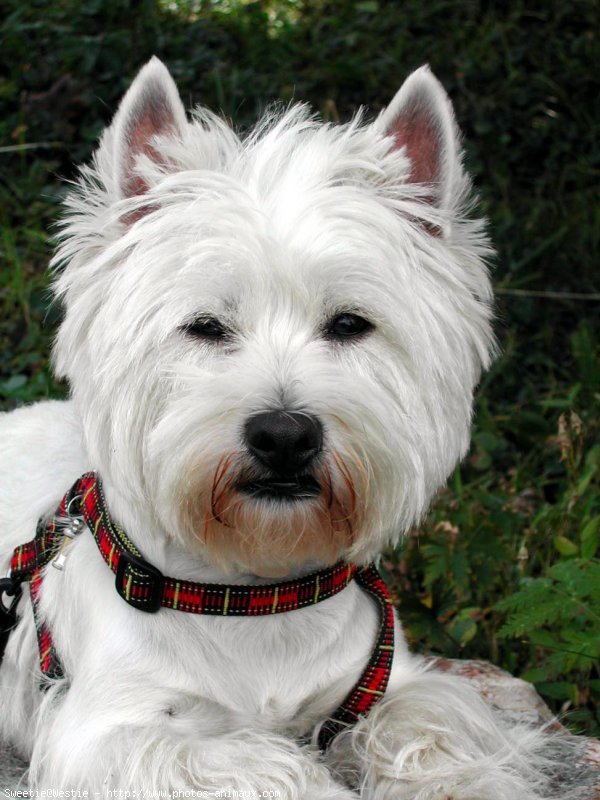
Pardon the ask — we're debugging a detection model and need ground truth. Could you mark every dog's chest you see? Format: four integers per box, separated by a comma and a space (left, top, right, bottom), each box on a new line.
181, 609, 363, 725
44, 537, 379, 734
153, 586, 378, 733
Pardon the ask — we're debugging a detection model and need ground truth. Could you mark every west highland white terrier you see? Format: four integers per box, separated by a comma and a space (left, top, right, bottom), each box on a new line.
0, 58, 587, 799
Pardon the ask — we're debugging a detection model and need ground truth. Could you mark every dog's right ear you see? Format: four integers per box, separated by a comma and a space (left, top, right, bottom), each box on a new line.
376, 66, 460, 224
111, 57, 187, 215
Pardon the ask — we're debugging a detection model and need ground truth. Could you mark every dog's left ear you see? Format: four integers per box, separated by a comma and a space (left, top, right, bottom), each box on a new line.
378, 66, 459, 218
111, 57, 187, 216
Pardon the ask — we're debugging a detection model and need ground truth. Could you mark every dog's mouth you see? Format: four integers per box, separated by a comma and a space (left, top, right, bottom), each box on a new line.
237, 474, 321, 501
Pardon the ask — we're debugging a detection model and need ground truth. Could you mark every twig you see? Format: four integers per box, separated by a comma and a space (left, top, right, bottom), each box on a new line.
496, 288, 600, 301
0, 142, 64, 154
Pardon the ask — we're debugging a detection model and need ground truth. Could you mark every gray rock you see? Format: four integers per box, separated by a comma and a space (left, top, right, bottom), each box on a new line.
429, 657, 600, 799
0, 742, 28, 796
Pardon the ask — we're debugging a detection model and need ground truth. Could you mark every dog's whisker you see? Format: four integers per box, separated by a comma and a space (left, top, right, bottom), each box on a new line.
332, 451, 358, 519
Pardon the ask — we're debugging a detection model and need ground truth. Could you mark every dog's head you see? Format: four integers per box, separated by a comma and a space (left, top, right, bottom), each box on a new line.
53, 58, 494, 576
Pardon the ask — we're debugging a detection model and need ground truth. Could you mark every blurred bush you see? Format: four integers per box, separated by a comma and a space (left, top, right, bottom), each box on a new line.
1, 0, 599, 734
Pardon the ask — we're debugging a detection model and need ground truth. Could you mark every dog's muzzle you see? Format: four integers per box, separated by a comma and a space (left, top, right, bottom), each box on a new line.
241, 410, 323, 500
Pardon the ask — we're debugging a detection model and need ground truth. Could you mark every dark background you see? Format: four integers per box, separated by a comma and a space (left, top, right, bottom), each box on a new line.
1, 0, 599, 734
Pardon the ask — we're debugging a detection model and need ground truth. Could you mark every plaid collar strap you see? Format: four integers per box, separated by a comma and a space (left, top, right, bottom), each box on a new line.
11, 472, 361, 616
5, 472, 395, 749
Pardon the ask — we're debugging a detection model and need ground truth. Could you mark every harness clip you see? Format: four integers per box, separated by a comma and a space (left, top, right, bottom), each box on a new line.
0, 576, 22, 616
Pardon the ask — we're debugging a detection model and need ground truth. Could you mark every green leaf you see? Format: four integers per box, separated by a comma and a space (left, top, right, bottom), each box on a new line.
521, 666, 552, 683
475, 431, 502, 453
355, 1, 379, 11
581, 517, 600, 560
554, 536, 578, 557
496, 577, 568, 637
448, 608, 479, 647
549, 559, 600, 600
535, 682, 578, 703
528, 629, 560, 648
577, 463, 597, 496
450, 551, 469, 589
0, 374, 27, 395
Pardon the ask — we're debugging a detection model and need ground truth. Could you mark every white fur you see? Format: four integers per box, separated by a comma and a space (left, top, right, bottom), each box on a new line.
0, 59, 574, 798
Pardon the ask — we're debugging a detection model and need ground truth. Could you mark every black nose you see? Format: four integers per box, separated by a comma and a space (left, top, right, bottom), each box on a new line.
244, 411, 323, 475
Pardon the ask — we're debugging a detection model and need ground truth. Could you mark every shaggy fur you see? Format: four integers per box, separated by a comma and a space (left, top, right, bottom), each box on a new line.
0, 58, 584, 797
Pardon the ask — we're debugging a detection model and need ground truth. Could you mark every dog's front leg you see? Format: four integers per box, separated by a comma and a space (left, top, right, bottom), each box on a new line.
28, 683, 356, 799
324, 668, 556, 800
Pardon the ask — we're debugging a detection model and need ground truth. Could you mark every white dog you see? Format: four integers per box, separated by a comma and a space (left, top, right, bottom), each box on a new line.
0, 58, 583, 799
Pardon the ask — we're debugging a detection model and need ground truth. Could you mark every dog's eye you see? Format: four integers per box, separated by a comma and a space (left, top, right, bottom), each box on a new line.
182, 317, 230, 341
325, 313, 373, 340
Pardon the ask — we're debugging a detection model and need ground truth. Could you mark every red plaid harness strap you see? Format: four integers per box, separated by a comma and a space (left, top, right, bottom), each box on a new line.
1, 472, 395, 751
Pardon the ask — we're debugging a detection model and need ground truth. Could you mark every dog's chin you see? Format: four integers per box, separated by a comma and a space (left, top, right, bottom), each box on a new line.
173, 462, 359, 576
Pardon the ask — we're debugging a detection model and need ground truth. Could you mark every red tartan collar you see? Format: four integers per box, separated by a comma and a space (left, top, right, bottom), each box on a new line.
11, 472, 360, 616
5, 472, 396, 750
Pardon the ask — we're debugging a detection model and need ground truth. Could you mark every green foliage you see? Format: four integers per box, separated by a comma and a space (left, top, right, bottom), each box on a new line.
1, 0, 599, 735
387, 340, 600, 735
497, 559, 600, 639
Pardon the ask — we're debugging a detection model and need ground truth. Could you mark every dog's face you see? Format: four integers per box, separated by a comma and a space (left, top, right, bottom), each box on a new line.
52, 59, 494, 576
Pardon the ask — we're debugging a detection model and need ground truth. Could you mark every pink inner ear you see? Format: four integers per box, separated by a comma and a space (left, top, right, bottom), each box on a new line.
387, 100, 442, 189
122, 92, 177, 200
